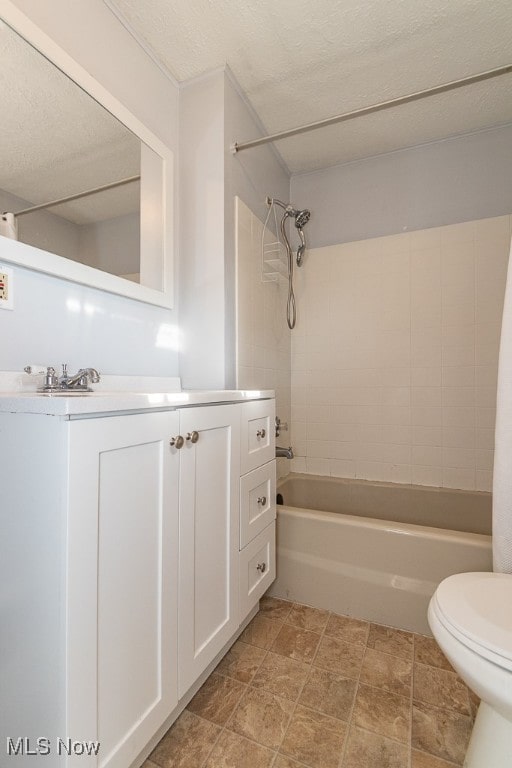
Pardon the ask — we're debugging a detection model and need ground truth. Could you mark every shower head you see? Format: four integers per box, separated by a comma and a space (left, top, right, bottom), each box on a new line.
267, 198, 310, 228
294, 209, 310, 229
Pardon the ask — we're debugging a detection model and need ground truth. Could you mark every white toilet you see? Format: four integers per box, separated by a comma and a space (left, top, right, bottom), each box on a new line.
428, 572, 512, 768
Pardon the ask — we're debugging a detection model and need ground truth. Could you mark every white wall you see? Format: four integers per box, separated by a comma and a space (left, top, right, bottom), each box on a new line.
292, 124, 512, 249
290, 214, 511, 491
178, 68, 290, 389
0, 1, 180, 376
178, 70, 226, 389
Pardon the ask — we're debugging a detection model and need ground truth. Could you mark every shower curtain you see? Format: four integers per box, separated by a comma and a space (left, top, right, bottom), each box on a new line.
493, 236, 512, 573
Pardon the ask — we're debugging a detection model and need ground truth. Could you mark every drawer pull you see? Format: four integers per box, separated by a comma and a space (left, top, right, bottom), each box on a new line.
256, 562, 267, 573
256, 428, 266, 439
186, 431, 199, 443
170, 435, 184, 449
257, 496, 267, 506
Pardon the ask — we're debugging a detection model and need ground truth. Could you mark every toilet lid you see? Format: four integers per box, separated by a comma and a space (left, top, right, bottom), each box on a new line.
435, 572, 512, 668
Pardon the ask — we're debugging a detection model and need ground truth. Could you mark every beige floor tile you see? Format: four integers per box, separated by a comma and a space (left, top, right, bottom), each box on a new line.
215, 640, 267, 683
187, 673, 246, 726
468, 689, 480, 720
149, 710, 221, 768
280, 704, 347, 768
414, 663, 471, 715
203, 731, 275, 768
352, 684, 411, 743
274, 756, 308, 768
412, 701, 472, 765
147, 601, 473, 768
342, 726, 409, 768
414, 635, 454, 671
286, 603, 330, 632
411, 749, 460, 767
360, 647, 412, 696
259, 596, 292, 621
271, 624, 322, 663
251, 651, 310, 700
227, 687, 294, 750
313, 635, 364, 678
240, 614, 283, 649
367, 624, 414, 659
325, 613, 369, 646
298, 667, 357, 721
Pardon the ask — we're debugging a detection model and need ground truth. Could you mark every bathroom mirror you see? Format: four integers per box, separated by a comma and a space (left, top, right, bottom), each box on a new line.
0, 12, 173, 308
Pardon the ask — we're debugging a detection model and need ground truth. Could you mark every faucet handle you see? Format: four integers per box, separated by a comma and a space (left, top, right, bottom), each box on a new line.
61, 363, 68, 377
275, 416, 289, 437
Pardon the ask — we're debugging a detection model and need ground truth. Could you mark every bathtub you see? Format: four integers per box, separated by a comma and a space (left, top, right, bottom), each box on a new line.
267, 473, 492, 634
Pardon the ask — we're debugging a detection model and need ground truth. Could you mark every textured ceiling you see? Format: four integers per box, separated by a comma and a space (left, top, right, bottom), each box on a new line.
108, 0, 512, 173
0, 21, 140, 224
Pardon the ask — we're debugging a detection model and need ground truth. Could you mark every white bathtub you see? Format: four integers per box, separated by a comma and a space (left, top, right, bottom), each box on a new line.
268, 474, 492, 634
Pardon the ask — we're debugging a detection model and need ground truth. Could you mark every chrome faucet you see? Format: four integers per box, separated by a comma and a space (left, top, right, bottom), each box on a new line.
275, 417, 293, 458
59, 364, 100, 391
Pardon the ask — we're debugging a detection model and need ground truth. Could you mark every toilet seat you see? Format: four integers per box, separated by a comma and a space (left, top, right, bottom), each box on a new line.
433, 572, 512, 672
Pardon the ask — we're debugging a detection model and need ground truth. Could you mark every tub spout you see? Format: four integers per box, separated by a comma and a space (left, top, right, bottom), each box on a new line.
276, 445, 294, 459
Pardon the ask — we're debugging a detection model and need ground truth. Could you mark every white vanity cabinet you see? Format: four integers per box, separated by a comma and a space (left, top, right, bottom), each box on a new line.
1, 410, 180, 768
0, 394, 275, 768
177, 404, 240, 696
67, 412, 180, 768
238, 401, 277, 616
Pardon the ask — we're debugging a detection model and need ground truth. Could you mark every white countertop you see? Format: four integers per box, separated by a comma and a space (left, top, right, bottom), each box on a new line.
0, 387, 274, 416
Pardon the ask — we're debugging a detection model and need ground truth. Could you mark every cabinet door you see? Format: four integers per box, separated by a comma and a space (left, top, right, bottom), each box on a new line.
67, 411, 179, 768
178, 404, 240, 696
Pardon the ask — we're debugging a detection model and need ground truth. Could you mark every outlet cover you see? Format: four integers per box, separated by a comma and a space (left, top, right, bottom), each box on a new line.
0, 265, 14, 310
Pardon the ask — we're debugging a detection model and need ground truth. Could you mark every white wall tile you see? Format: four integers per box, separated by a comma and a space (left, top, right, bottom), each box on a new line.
306, 458, 331, 476
442, 366, 475, 387
412, 465, 443, 487
442, 387, 475, 407
475, 469, 493, 492
474, 215, 510, 241
475, 449, 494, 471
411, 387, 442, 407
412, 426, 442, 446
442, 467, 475, 491
412, 445, 443, 466
280, 213, 508, 489
476, 428, 495, 450
442, 426, 476, 449
329, 459, 357, 478
411, 367, 442, 387
442, 447, 476, 469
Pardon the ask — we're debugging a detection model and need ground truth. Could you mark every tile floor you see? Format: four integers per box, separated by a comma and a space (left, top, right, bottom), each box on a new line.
143, 596, 478, 768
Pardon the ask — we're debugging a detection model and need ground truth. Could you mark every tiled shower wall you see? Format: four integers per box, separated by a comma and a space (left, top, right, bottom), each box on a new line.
235, 198, 292, 477
290, 214, 511, 491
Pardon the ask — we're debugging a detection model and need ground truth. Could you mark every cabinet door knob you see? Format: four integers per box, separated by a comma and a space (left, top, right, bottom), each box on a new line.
170, 435, 184, 449
186, 431, 199, 444
256, 428, 266, 438
256, 562, 267, 573
257, 496, 267, 506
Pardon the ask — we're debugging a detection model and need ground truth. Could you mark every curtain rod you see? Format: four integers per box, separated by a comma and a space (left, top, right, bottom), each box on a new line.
231, 64, 512, 154
10, 175, 141, 218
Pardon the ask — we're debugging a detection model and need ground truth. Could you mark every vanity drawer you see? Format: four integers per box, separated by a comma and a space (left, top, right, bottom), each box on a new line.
240, 460, 276, 549
240, 400, 275, 474
239, 522, 276, 617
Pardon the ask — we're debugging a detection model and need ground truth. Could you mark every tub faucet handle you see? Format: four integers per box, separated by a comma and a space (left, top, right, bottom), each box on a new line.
275, 416, 288, 437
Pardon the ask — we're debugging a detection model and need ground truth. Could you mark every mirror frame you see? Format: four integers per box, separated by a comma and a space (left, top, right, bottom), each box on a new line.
0, 2, 174, 308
